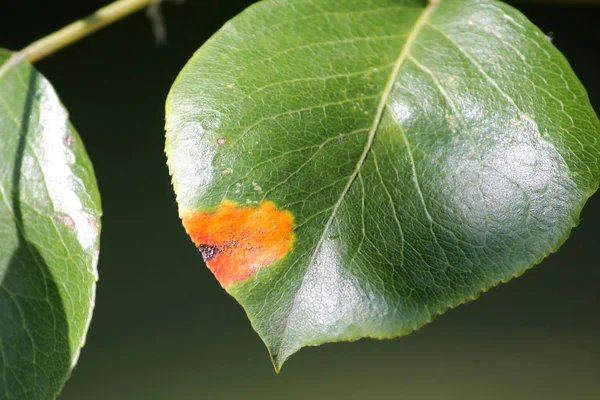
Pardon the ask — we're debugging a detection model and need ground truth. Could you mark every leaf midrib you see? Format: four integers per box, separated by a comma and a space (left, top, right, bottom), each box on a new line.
277, 0, 441, 361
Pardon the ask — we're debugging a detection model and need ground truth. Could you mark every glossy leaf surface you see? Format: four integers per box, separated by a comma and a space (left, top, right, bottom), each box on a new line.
0, 49, 101, 398
165, 0, 600, 369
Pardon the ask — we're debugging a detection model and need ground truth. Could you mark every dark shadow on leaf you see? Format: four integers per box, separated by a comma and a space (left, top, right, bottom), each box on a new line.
0, 67, 70, 398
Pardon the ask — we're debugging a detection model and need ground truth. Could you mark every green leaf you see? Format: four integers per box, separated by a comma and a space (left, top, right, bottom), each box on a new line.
0, 49, 101, 398
165, 0, 600, 370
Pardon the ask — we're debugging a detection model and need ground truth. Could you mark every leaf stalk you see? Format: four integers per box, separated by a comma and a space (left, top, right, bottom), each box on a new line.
0, 0, 156, 79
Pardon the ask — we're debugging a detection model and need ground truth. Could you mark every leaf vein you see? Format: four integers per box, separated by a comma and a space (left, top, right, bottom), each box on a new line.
426, 22, 579, 164
276, 0, 441, 357
372, 151, 405, 267
229, 33, 409, 75
249, 4, 422, 42
230, 95, 378, 145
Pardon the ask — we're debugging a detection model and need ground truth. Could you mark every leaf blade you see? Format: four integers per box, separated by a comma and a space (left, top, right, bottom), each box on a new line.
0, 49, 101, 398
166, 0, 600, 369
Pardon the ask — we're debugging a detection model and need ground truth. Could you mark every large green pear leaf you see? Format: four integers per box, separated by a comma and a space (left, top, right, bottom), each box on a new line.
165, 0, 600, 370
0, 49, 101, 398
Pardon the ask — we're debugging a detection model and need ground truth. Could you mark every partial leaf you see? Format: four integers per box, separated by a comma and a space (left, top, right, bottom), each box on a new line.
165, 0, 600, 370
0, 49, 101, 398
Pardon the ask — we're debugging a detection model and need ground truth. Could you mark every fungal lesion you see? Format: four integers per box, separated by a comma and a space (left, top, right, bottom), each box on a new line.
183, 200, 295, 286
198, 244, 220, 262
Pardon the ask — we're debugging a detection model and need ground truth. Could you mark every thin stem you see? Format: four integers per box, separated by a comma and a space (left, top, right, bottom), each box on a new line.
23, 0, 156, 63
0, 0, 156, 79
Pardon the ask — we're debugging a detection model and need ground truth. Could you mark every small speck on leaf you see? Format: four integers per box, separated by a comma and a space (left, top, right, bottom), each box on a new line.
63, 135, 74, 147
56, 213, 75, 228
198, 244, 220, 261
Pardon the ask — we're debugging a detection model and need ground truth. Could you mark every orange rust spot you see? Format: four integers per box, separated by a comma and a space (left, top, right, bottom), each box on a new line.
182, 200, 294, 287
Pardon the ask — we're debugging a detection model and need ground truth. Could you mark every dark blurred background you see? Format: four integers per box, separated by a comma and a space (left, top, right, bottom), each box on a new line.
1, 1, 598, 399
